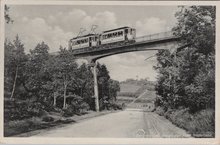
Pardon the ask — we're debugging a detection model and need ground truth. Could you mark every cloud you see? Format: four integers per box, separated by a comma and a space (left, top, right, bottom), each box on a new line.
6, 17, 73, 52
47, 9, 118, 35
99, 51, 158, 81
135, 17, 167, 36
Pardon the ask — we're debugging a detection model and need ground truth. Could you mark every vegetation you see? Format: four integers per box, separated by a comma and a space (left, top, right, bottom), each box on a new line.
4, 5, 13, 24
154, 6, 215, 137
118, 78, 155, 98
4, 37, 121, 136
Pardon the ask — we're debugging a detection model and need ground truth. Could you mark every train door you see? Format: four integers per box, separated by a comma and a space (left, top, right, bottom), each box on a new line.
131, 28, 136, 39
89, 37, 92, 47
127, 28, 133, 40
98, 34, 102, 45
91, 36, 98, 47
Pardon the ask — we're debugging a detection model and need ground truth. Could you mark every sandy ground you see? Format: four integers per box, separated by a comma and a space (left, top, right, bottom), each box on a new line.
32, 108, 191, 138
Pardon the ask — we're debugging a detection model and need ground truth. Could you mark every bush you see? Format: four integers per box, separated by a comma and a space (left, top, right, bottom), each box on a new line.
155, 106, 165, 116
156, 107, 215, 137
188, 109, 215, 137
42, 116, 54, 122
4, 117, 42, 136
109, 103, 123, 110
62, 107, 75, 117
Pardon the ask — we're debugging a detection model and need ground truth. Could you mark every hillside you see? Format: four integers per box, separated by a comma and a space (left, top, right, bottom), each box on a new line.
116, 79, 156, 105
119, 83, 141, 93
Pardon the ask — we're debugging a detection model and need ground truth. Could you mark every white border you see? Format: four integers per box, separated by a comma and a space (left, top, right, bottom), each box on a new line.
0, 0, 219, 144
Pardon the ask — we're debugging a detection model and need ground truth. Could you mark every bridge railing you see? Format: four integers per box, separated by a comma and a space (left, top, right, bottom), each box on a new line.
135, 31, 175, 43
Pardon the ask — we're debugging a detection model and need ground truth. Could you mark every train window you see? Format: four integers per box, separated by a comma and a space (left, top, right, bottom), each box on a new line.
118, 31, 123, 36
125, 29, 128, 34
113, 32, 117, 37
92, 37, 96, 41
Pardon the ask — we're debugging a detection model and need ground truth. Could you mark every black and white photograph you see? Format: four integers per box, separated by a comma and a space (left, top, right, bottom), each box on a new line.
0, 0, 219, 144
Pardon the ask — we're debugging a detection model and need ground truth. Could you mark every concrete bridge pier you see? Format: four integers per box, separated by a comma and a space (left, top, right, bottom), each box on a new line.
88, 59, 99, 112
92, 60, 99, 112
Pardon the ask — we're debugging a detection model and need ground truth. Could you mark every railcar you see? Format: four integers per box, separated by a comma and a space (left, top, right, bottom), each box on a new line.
100, 26, 136, 45
69, 34, 99, 50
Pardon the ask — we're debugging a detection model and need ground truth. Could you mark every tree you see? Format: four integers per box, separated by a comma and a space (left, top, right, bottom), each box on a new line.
23, 42, 51, 101
52, 47, 78, 109
76, 63, 94, 108
4, 35, 27, 100
155, 6, 215, 112
97, 63, 110, 101
173, 6, 215, 55
108, 79, 120, 102
4, 5, 13, 24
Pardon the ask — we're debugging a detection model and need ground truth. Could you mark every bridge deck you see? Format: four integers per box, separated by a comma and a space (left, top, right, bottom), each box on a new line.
72, 31, 179, 55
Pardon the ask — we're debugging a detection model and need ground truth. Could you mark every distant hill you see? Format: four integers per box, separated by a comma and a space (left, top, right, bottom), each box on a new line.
120, 83, 141, 93
116, 79, 156, 105
117, 79, 155, 98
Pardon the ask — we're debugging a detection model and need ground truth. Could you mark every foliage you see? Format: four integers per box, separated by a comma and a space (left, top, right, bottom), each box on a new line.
22, 42, 51, 101
154, 6, 215, 112
155, 107, 214, 137
108, 79, 120, 101
4, 5, 13, 24
4, 36, 27, 99
4, 35, 121, 123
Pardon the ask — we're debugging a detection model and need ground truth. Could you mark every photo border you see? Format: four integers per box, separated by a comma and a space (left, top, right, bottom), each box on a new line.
0, 0, 219, 144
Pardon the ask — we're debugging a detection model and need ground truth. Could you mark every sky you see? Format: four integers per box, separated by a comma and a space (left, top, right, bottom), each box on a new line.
5, 5, 179, 82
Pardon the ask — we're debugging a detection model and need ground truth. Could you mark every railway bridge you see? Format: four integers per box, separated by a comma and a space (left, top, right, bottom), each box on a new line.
71, 31, 185, 112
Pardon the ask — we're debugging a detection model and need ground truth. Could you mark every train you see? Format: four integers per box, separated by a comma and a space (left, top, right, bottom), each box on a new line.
69, 26, 136, 51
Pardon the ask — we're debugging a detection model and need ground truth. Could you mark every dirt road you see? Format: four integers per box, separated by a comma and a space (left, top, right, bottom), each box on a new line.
32, 109, 191, 138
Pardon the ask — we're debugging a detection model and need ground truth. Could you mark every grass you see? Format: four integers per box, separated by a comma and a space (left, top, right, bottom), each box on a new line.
4, 114, 74, 137
119, 83, 141, 93
155, 107, 215, 138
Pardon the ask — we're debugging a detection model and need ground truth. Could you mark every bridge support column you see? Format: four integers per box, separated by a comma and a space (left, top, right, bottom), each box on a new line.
92, 61, 99, 112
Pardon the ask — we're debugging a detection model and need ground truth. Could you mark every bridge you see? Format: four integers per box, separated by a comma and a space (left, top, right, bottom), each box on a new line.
71, 31, 185, 112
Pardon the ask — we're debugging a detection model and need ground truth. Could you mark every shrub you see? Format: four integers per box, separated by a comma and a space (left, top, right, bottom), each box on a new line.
110, 103, 123, 110
188, 109, 215, 137
157, 107, 215, 137
62, 107, 75, 117
42, 116, 54, 122
155, 106, 165, 116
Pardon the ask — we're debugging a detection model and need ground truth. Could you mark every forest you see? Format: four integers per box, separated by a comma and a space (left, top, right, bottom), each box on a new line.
4, 36, 121, 116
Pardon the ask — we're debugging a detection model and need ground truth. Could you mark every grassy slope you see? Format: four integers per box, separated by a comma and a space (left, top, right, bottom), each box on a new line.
119, 83, 141, 93
116, 81, 156, 104
155, 107, 215, 137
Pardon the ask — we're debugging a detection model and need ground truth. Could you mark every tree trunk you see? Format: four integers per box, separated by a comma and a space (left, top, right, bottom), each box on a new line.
10, 65, 18, 100
63, 82, 67, 109
53, 92, 57, 107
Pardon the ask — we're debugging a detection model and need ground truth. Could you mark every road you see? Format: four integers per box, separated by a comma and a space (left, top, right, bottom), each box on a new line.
32, 109, 191, 138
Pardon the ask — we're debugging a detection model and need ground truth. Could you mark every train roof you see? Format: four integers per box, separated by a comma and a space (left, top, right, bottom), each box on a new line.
70, 33, 96, 40
102, 26, 132, 33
